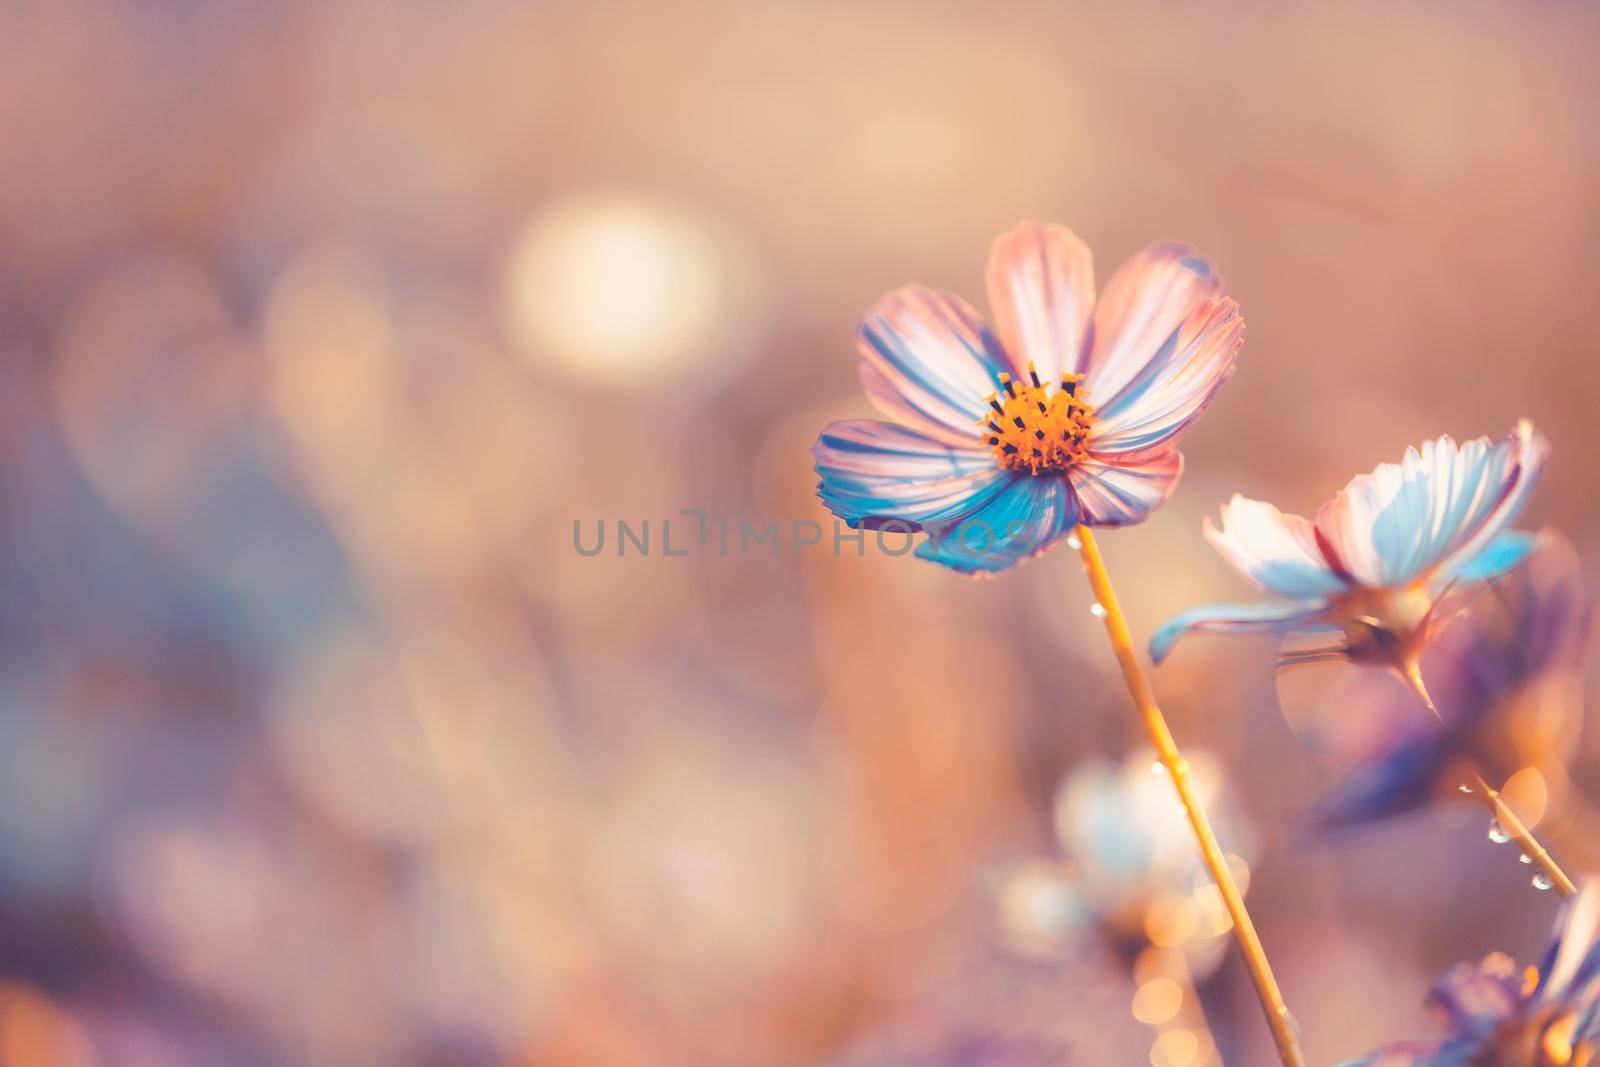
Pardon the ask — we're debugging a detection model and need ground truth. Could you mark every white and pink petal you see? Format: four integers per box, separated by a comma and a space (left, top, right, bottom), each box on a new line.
857, 286, 1010, 441
1082, 243, 1222, 410
1069, 449, 1183, 528
985, 221, 1096, 384
1088, 297, 1242, 456
857, 361, 983, 448
1203, 495, 1345, 599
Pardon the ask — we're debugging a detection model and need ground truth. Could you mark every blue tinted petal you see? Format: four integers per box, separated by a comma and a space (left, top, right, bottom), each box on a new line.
915, 476, 1078, 574
1427, 956, 1524, 1039
1447, 530, 1537, 584
1149, 599, 1326, 664
813, 420, 1013, 531
1315, 423, 1548, 588
1332, 1040, 1459, 1067
1306, 736, 1447, 832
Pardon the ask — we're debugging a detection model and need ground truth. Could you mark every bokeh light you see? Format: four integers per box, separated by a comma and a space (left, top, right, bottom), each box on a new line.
502, 192, 761, 387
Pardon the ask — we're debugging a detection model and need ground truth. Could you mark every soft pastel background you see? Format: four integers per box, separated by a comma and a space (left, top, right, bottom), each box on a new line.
2, 2, 1599, 1064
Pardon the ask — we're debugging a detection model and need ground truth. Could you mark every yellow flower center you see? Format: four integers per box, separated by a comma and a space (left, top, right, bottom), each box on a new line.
980, 363, 1097, 475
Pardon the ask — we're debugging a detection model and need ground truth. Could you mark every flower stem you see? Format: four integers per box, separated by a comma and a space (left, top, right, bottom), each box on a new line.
1401, 663, 1577, 898
1469, 771, 1577, 897
1073, 525, 1306, 1067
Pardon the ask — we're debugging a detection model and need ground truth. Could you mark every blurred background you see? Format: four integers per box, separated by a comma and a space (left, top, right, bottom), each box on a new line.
2, 1, 1599, 1064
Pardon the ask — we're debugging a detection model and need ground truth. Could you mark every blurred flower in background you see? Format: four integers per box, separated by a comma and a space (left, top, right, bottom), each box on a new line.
1336, 879, 1600, 1067
992, 751, 1257, 1065
1308, 532, 1590, 832
996, 750, 1257, 967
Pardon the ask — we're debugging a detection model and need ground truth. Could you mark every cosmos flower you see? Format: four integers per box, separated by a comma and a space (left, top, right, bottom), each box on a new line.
812, 222, 1243, 573
1337, 878, 1600, 1066
992, 750, 1256, 976
1309, 533, 1588, 830
1150, 421, 1550, 686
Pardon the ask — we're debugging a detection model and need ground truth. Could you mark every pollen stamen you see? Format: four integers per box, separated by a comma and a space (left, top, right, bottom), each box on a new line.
977, 367, 1096, 475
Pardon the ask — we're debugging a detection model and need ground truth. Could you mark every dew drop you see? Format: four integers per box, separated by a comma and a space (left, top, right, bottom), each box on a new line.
1089, 602, 1107, 618
1488, 821, 1511, 844
1152, 762, 1166, 776
1066, 534, 1082, 550
1520, 853, 1533, 865
1458, 784, 1474, 795
1533, 871, 1555, 892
